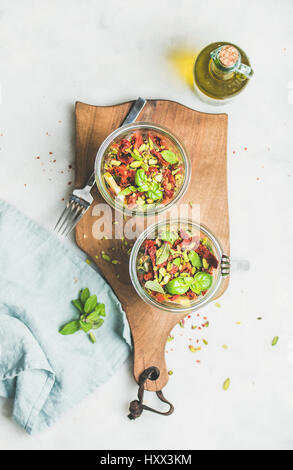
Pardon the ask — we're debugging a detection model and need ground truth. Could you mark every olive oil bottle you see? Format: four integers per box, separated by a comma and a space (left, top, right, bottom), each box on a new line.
193, 42, 253, 104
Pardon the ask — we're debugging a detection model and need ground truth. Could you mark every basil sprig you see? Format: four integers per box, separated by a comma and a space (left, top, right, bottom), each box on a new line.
134, 169, 163, 200
59, 288, 106, 343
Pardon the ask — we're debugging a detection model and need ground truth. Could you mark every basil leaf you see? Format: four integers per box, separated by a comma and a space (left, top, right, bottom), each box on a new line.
80, 288, 90, 305
156, 242, 170, 265
190, 282, 202, 295
80, 320, 92, 333
160, 230, 178, 245
161, 150, 178, 164
135, 169, 149, 192
144, 280, 165, 294
92, 318, 104, 330
95, 303, 106, 317
166, 277, 190, 295
71, 299, 84, 313
119, 186, 136, 196
147, 187, 162, 201
84, 295, 97, 314
188, 250, 202, 269
59, 320, 80, 335
87, 303, 106, 322
183, 276, 195, 286
194, 272, 213, 290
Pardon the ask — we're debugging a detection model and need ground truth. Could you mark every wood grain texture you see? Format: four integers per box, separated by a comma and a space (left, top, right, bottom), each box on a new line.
75, 99, 229, 391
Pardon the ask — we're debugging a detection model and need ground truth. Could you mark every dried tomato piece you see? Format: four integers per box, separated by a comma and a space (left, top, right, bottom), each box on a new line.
127, 191, 143, 208
117, 152, 134, 164
195, 243, 219, 269
170, 295, 180, 301
187, 291, 197, 300
144, 240, 157, 265
156, 293, 165, 303
162, 168, 175, 199
144, 271, 153, 281
131, 133, 143, 149
151, 149, 168, 167
119, 139, 131, 151
146, 166, 158, 177
169, 264, 179, 275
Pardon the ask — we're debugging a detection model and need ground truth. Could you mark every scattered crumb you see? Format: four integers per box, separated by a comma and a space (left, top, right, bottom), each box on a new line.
236, 321, 241, 325
85, 259, 91, 265
222, 344, 228, 350
215, 302, 221, 308
73, 278, 78, 284
49, 151, 53, 155
68, 181, 72, 185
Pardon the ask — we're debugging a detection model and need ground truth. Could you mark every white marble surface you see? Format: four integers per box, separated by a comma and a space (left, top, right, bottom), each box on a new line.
0, 0, 292, 450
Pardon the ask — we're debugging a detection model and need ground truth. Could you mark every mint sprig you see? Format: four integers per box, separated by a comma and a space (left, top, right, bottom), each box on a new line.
59, 288, 106, 344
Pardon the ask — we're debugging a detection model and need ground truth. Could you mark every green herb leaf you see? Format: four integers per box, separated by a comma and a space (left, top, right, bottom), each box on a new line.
161, 150, 178, 164
160, 230, 179, 245
193, 271, 213, 290
80, 288, 90, 305
135, 169, 149, 192
146, 182, 162, 201
144, 280, 165, 294
92, 318, 104, 330
188, 250, 202, 268
84, 295, 98, 314
71, 299, 84, 313
119, 186, 136, 196
189, 282, 202, 295
95, 303, 106, 317
80, 320, 92, 333
156, 242, 170, 265
166, 277, 190, 295
59, 320, 80, 335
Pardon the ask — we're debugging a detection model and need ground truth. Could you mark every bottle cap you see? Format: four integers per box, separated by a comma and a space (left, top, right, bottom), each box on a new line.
219, 45, 239, 68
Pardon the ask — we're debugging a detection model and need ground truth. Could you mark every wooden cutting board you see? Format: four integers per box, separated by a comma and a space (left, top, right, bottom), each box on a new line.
75, 99, 229, 392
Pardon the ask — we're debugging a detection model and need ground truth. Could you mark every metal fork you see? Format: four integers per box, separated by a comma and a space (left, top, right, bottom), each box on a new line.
54, 97, 147, 237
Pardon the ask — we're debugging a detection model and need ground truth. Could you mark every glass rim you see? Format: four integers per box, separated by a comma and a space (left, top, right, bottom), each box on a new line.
94, 122, 191, 217
129, 218, 225, 313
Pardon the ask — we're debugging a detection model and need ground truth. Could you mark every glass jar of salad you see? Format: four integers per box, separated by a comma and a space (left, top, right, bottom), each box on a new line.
129, 219, 229, 312
95, 123, 191, 216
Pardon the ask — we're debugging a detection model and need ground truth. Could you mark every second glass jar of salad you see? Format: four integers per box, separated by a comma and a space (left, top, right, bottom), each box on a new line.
130, 219, 227, 312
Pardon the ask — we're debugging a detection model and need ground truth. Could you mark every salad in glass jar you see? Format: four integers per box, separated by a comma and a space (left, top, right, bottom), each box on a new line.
102, 131, 184, 210
136, 224, 219, 306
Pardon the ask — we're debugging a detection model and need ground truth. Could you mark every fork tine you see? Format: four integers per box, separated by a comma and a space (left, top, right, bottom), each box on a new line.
60, 203, 85, 237
54, 202, 70, 232
58, 200, 75, 235
62, 207, 86, 237
59, 203, 80, 236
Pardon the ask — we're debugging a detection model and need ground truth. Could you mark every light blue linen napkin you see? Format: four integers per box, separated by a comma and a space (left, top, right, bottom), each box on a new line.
0, 199, 131, 434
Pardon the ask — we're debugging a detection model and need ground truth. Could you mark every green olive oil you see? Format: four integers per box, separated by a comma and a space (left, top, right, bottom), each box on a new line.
193, 42, 253, 104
